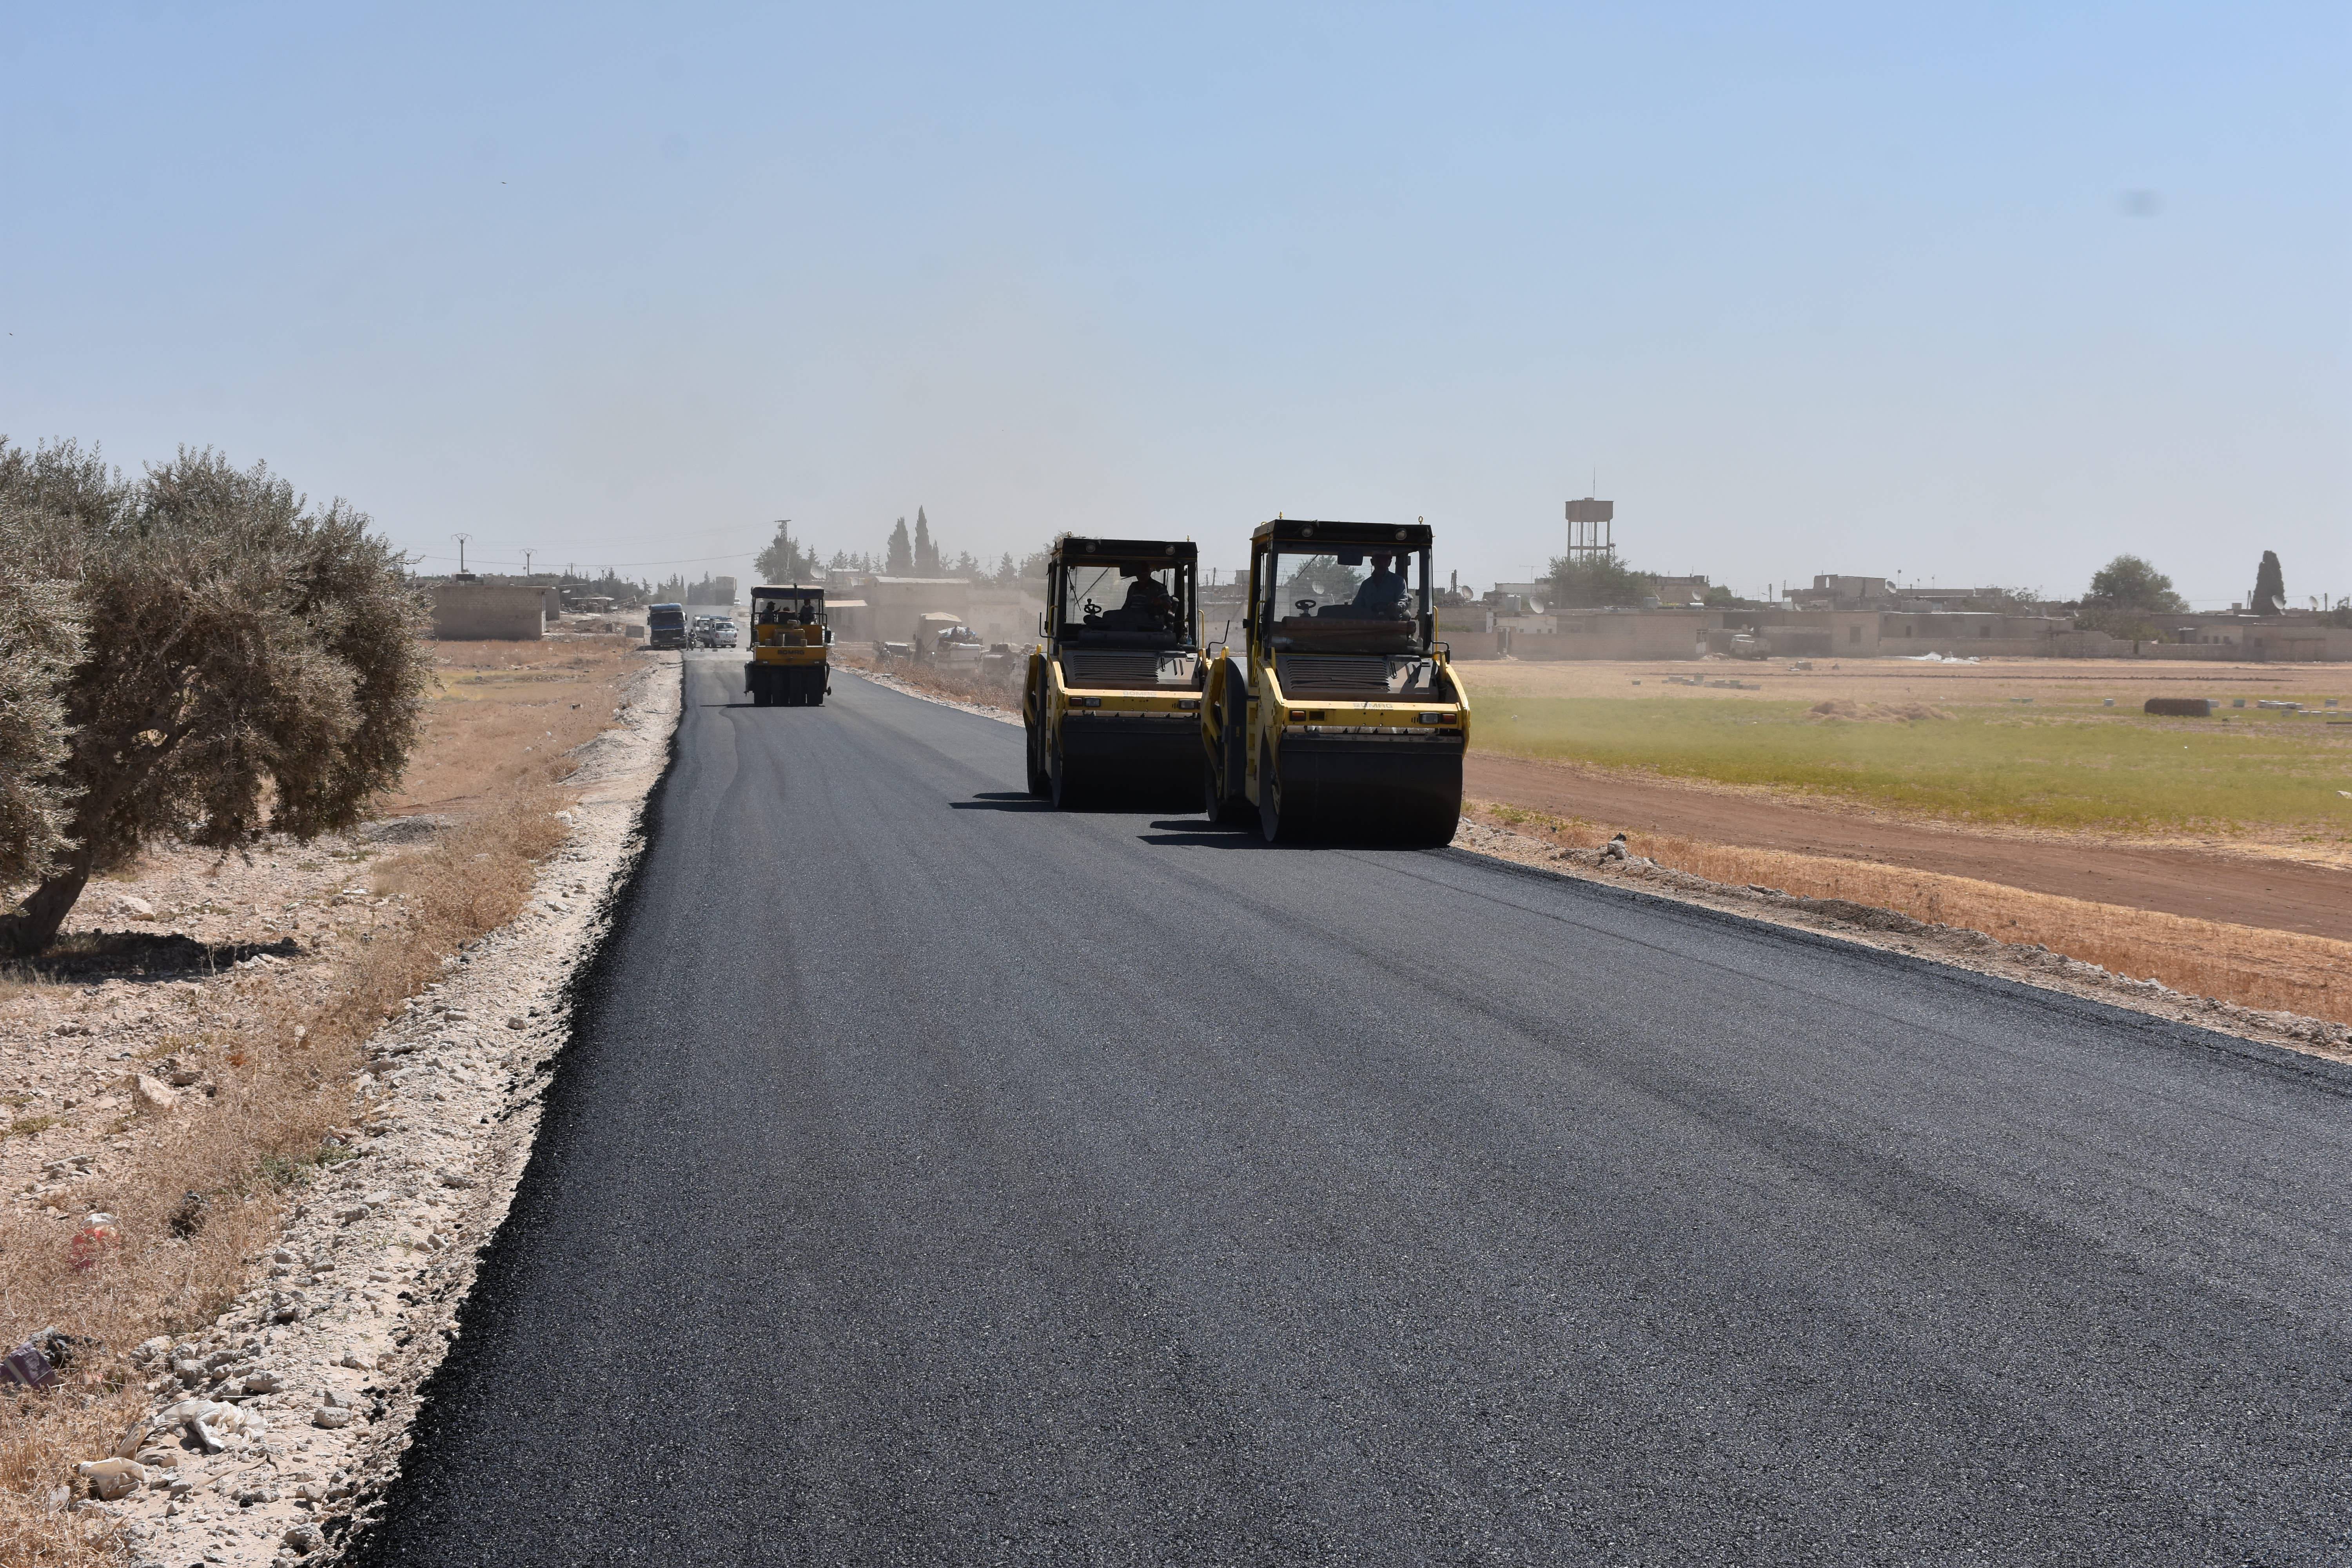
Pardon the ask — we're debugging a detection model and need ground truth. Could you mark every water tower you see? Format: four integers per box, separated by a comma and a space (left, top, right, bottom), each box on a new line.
1564, 496, 1614, 563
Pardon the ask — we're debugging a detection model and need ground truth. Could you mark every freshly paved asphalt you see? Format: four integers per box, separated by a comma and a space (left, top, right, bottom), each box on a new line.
357, 655, 2352, 1566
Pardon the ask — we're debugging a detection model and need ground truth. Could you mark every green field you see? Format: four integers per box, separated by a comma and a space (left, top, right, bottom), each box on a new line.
1475, 698, 2352, 835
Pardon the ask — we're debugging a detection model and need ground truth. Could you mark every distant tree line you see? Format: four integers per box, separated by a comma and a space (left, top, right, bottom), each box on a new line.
751, 510, 1050, 588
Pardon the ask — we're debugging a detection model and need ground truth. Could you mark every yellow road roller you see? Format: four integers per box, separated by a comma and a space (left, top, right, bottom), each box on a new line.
1022, 537, 1203, 808
745, 583, 831, 707
1200, 518, 1467, 844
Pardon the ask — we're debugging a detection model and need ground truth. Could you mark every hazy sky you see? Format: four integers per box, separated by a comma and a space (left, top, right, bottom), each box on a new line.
3, 3, 2343, 606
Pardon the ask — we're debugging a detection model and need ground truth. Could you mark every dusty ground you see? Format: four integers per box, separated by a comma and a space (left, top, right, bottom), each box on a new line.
2, 848, 384, 1216
1467, 753, 2352, 939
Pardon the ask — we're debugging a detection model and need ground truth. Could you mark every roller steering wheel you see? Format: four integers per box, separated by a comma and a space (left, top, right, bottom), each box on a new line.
1294, 599, 1316, 614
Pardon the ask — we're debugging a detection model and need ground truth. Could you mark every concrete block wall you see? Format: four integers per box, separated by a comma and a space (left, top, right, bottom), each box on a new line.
429, 583, 545, 641
1514, 609, 1716, 661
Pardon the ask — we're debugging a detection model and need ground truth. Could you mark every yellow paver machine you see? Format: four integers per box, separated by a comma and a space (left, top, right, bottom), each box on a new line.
1023, 536, 1204, 808
1200, 518, 1467, 844
744, 583, 831, 707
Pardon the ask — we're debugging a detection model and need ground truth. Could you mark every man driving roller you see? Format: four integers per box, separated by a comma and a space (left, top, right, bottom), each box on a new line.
1352, 552, 1410, 616
1120, 565, 1180, 631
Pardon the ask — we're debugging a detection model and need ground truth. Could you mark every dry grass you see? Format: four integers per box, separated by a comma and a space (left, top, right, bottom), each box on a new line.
0, 976, 71, 1010
834, 646, 1019, 711
385, 639, 638, 817
0, 636, 628, 1564
1472, 801, 2352, 1027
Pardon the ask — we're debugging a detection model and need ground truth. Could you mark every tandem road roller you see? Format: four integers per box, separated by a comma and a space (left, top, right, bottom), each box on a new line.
1023, 536, 1204, 808
744, 583, 831, 706
1200, 518, 1467, 844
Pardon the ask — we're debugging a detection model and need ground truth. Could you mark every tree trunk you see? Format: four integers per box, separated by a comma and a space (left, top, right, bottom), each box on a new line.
0, 854, 92, 959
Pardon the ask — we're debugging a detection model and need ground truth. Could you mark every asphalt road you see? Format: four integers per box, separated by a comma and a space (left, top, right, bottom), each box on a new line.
356, 656, 2352, 1566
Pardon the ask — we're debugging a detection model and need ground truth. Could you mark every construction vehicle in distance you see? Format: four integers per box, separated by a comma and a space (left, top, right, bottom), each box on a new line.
1023, 537, 1203, 808
914, 612, 988, 666
744, 584, 831, 706
1200, 518, 1466, 844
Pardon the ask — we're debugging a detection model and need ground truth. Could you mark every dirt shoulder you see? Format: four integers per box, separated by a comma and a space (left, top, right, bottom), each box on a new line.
0, 641, 676, 1568
1468, 753, 2352, 941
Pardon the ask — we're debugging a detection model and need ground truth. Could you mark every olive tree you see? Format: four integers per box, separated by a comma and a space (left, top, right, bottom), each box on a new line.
0, 441, 433, 957
0, 522, 84, 891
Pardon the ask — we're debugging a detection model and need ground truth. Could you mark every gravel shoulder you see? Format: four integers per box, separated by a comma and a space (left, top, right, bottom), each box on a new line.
72, 654, 680, 1568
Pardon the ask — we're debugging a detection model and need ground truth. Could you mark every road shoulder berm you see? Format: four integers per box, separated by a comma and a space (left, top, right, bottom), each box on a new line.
93, 654, 681, 1568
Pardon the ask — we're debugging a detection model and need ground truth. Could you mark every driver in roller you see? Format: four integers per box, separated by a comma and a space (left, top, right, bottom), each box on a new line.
1119, 566, 1180, 633
1352, 553, 1410, 617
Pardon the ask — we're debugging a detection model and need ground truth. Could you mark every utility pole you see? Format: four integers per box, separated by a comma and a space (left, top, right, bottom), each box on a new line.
452, 533, 472, 576
521, 548, 534, 579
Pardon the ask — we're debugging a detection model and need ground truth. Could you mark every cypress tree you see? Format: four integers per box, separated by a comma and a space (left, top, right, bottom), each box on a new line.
913, 506, 940, 574
2252, 550, 2286, 616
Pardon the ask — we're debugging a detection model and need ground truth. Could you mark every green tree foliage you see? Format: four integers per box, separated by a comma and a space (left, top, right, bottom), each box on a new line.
885, 517, 913, 574
755, 519, 818, 584
1547, 552, 1653, 609
0, 441, 432, 956
2083, 555, 2187, 614
2080, 553, 2189, 642
2251, 550, 2285, 616
0, 520, 83, 891
913, 506, 940, 574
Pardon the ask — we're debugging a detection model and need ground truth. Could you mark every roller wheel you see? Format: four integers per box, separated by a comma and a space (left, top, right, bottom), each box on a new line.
1026, 717, 1051, 798
1391, 795, 1462, 849
1258, 742, 1304, 844
1205, 750, 1247, 827
1050, 733, 1083, 811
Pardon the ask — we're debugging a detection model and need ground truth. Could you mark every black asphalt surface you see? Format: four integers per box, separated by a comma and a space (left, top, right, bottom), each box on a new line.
356, 656, 2352, 1566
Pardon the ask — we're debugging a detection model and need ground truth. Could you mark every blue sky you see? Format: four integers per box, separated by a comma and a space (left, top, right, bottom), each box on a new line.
2, 2, 2343, 605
